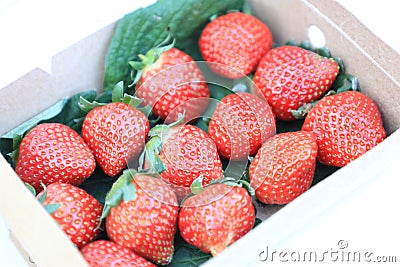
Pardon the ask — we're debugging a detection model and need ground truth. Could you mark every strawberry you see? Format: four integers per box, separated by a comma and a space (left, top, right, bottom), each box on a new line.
36, 183, 103, 248
82, 102, 150, 177
103, 170, 179, 265
131, 39, 210, 124
208, 92, 276, 160
179, 179, 255, 256
199, 12, 273, 79
301, 91, 386, 167
145, 123, 223, 197
253, 45, 340, 120
249, 131, 318, 204
15, 123, 96, 191
80, 240, 155, 267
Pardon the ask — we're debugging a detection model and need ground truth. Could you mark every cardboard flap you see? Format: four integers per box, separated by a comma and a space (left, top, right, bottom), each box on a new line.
0, 23, 115, 135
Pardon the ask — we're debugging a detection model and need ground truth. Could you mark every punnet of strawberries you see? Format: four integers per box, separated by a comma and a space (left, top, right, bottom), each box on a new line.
0, 0, 387, 266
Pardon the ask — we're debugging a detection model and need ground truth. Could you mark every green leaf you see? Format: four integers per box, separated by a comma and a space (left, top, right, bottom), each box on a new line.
144, 136, 167, 173
2, 99, 67, 139
111, 81, 124, 103
312, 162, 340, 186
99, 169, 137, 222
122, 94, 143, 108
25, 183, 37, 196
166, 232, 211, 267
253, 217, 263, 228
46, 90, 97, 132
190, 176, 204, 195
276, 119, 304, 133
315, 47, 331, 58
78, 96, 105, 114
103, 0, 245, 91
44, 203, 61, 215
37, 186, 47, 204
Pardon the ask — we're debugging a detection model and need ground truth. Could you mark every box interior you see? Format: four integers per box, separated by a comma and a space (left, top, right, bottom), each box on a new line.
0, 0, 399, 266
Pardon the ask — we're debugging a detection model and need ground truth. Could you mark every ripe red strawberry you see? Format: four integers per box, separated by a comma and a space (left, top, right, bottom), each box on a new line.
81, 240, 155, 267
179, 181, 255, 256
15, 123, 96, 191
36, 183, 103, 248
104, 170, 179, 265
82, 102, 150, 177
254, 46, 340, 121
132, 43, 210, 124
208, 92, 276, 160
249, 131, 318, 204
301, 91, 386, 167
199, 12, 273, 79
146, 124, 223, 191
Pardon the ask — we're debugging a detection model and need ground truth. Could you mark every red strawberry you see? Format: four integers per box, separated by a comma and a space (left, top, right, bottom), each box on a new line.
199, 12, 273, 78
249, 131, 318, 204
132, 42, 210, 124
82, 102, 150, 177
146, 124, 223, 193
36, 183, 103, 248
104, 170, 179, 265
301, 91, 386, 167
179, 181, 255, 256
254, 46, 340, 121
81, 240, 155, 267
15, 123, 95, 191
208, 92, 276, 160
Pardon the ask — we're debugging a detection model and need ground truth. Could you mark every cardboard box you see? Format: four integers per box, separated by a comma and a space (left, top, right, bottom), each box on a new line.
1, 0, 399, 266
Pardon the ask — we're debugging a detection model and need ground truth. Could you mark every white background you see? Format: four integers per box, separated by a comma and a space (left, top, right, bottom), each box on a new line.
1, 0, 399, 266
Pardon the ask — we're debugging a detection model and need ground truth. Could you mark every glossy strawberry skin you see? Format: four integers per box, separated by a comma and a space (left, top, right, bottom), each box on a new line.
106, 175, 178, 265
254, 46, 340, 121
82, 102, 150, 177
135, 48, 210, 124
249, 131, 318, 204
179, 183, 255, 256
37, 183, 103, 248
81, 240, 155, 267
208, 92, 276, 160
199, 12, 273, 79
301, 91, 386, 167
158, 124, 223, 188
15, 123, 96, 191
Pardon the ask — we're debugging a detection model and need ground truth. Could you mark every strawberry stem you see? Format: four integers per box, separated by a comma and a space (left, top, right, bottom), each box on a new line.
143, 136, 167, 173
129, 35, 175, 86
99, 169, 137, 225
43, 203, 62, 215
36, 183, 62, 215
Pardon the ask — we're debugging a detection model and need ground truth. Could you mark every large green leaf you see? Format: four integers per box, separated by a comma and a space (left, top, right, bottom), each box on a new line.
103, 0, 245, 91
0, 90, 97, 165
166, 232, 211, 267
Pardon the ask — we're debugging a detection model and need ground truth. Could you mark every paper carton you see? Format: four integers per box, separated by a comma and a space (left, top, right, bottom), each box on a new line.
1, 0, 399, 266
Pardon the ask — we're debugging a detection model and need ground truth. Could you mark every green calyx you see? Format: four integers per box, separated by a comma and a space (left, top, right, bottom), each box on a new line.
99, 169, 138, 225
129, 35, 176, 86
78, 81, 152, 117
189, 176, 255, 197
26, 183, 61, 215
7, 134, 22, 167
140, 113, 185, 173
